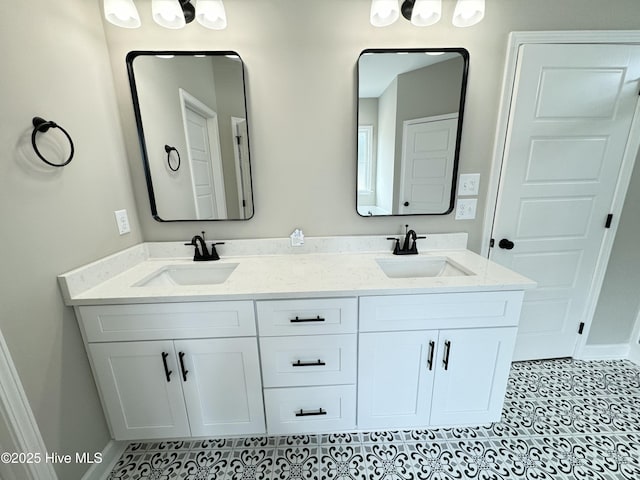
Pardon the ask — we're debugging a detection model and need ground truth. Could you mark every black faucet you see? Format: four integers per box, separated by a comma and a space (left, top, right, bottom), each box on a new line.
387, 225, 426, 255
184, 231, 224, 261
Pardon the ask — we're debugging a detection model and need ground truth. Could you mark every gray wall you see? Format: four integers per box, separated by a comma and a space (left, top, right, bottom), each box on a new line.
0, 0, 141, 478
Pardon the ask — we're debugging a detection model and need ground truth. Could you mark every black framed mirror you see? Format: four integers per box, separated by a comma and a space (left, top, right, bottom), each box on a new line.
127, 51, 254, 221
356, 48, 469, 216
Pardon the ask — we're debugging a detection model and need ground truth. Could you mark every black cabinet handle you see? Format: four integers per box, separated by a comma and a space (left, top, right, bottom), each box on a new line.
498, 238, 515, 250
290, 315, 325, 323
295, 408, 327, 417
161, 352, 172, 382
403, 201, 410, 207
427, 340, 435, 371
178, 351, 189, 382
443, 341, 451, 371
292, 359, 326, 367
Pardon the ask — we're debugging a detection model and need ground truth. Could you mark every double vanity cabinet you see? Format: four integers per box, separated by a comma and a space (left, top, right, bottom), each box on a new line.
59, 237, 534, 441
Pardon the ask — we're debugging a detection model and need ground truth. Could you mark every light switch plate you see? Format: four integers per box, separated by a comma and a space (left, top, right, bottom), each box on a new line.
114, 209, 130, 235
455, 198, 477, 220
458, 173, 480, 196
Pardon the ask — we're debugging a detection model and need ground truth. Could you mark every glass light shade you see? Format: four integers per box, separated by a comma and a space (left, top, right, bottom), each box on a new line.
370, 0, 400, 27
152, 0, 186, 29
104, 0, 141, 28
195, 0, 227, 29
452, 0, 485, 27
411, 0, 441, 26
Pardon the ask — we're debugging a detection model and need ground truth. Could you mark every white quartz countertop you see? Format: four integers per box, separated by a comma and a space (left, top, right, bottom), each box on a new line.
58, 234, 536, 305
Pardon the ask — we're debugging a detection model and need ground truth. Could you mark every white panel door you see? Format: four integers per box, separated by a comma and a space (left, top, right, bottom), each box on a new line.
88, 341, 190, 440
357, 331, 436, 429
185, 107, 218, 219
429, 328, 517, 426
490, 44, 640, 360
399, 114, 458, 214
175, 338, 265, 437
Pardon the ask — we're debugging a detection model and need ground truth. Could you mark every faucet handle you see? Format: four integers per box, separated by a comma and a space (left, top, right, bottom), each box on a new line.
208, 242, 225, 261
386, 237, 401, 255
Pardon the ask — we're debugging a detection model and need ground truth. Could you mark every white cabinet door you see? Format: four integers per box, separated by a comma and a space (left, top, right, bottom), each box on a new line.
357, 331, 437, 429
175, 338, 265, 436
429, 327, 517, 426
88, 341, 190, 440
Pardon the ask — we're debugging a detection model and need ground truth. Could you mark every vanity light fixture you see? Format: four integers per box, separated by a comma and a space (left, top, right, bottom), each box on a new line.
370, 0, 484, 27
152, 0, 191, 29
452, 0, 484, 27
195, 0, 227, 29
370, 0, 400, 27
406, 0, 441, 27
104, 0, 227, 29
104, 0, 141, 28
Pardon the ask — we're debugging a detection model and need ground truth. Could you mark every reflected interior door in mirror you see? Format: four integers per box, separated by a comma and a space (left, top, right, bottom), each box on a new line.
357, 48, 468, 216
127, 51, 254, 221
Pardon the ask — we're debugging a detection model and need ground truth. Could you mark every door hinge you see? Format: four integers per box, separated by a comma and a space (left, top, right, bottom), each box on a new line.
489, 238, 495, 248
578, 322, 585, 335
605, 214, 613, 229
235, 135, 241, 145
242, 199, 246, 207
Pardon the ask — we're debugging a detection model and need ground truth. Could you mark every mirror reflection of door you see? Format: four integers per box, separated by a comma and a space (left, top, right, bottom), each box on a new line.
399, 113, 458, 214
180, 89, 227, 220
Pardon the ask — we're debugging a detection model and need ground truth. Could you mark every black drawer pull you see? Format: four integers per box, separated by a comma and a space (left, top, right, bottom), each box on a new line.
290, 315, 325, 323
161, 352, 172, 382
443, 340, 452, 371
295, 408, 327, 417
178, 351, 189, 382
292, 359, 326, 367
427, 340, 435, 371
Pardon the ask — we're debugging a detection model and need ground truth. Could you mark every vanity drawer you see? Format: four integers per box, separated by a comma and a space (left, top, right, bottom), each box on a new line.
256, 298, 357, 336
77, 301, 256, 342
263, 385, 356, 435
359, 291, 524, 332
260, 334, 356, 388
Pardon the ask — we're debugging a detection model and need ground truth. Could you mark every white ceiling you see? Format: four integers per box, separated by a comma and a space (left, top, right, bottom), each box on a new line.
358, 51, 460, 98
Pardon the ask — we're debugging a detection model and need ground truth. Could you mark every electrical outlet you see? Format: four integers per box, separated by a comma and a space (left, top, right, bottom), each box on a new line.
455, 198, 477, 220
458, 173, 480, 196
114, 209, 131, 235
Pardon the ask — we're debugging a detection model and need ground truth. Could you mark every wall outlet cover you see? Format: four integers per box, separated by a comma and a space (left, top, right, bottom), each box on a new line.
458, 173, 481, 196
114, 209, 130, 235
455, 198, 477, 220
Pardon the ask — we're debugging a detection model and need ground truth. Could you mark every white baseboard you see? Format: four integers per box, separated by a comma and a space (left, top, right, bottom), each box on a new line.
81, 440, 126, 480
577, 343, 631, 360
628, 344, 640, 367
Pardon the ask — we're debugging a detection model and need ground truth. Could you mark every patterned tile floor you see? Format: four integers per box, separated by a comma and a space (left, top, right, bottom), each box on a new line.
107, 358, 640, 479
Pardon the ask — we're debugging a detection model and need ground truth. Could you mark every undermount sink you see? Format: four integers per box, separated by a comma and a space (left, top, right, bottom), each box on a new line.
376, 256, 474, 279
134, 263, 239, 287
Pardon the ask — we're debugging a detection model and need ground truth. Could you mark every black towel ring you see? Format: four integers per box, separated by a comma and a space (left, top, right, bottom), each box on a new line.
31, 117, 75, 167
165, 145, 181, 171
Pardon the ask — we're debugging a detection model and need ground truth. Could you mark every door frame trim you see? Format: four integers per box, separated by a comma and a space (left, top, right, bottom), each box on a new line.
0, 327, 58, 480
482, 30, 640, 359
628, 307, 640, 367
